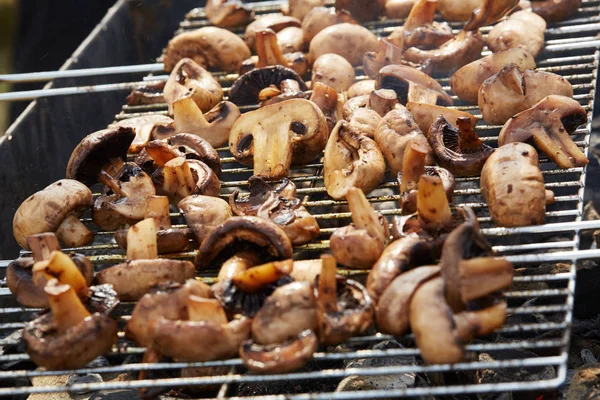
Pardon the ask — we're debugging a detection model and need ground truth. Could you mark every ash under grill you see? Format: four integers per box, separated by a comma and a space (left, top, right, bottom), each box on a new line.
1, 0, 600, 398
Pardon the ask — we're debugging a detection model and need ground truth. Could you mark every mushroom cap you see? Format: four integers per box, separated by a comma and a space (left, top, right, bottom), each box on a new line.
195, 216, 293, 269
13, 180, 93, 249
309, 23, 379, 66
125, 80, 166, 106
23, 312, 118, 370
376, 64, 453, 106
179, 195, 233, 244
66, 127, 136, 184
228, 66, 307, 106
301, 7, 357, 43
245, 15, 302, 51
114, 227, 191, 254
6, 258, 47, 308
529, 0, 581, 22
335, 0, 385, 21
205, 0, 254, 28
109, 115, 174, 154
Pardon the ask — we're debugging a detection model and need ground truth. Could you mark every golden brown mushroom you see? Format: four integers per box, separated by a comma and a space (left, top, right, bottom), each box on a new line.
487, 11, 546, 57
375, 64, 453, 106
205, 0, 254, 27
309, 23, 379, 66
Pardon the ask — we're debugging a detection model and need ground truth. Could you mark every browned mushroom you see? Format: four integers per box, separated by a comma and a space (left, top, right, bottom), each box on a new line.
487, 11, 546, 57
310, 82, 343, 133
205, 0, 254, 27
109, 115, 174, 154
463, 0, 520, 31
244, 29, 309, 76
335, 0, 385, 21
347, 80, 376, 98
406, 102, 478, 136
388, 0, 453, 50
277, 26, 308, 53
498, 95, 588, 168
309, 23, 379, 66
375, 64, 453, 106
363, 38, 434, 79
245, 15, 302, 51
385, 0, 418, 18
179, 195, 232, 244
312, 53, 356, 92
522, 0, 582, 22
301, 7, 356, 43
126, 81, 165, 106
283, 0, 325, 20
437, 0, 481, 21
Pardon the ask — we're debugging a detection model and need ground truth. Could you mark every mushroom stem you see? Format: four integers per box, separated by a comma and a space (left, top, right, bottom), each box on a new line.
252, 125, 294, 178
231, 259, 294, 292
364, 38, 405, 78
399, 139, 429, 194
457, 117, 484, 151
27, 233, 61, 262
126, 218, 158, 260
258, 85, 282, 102
45, 279, 92, 334
218, 251, 262, 282
417, 175, 453, 229
145, 196, 172, 230
458, 257, 513, 303
55, 214, 94, 248
531, 126, 588, 169
405, 0, 437, 30
145, 141, 181, 167
99, 170, 128, 198
309, 82, 340, 132
172, 95, 210, 134
318, 255, 338, 314
346, 188, 387, 244
255, 29, 288, 68
162, 157, 197, 200
454, 301, 507, 339
369, 89, 398, 116
187, 295, 228, 324
32, 251, 89, 298
408, 81, 441, 105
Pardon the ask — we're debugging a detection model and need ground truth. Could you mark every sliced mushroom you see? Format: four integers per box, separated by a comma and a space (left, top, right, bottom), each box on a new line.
385, 0, 418, 18
229, 65, 307, 106
366, 236, 435, 302
109, 115, 174, 154
205, 0, 254, 27
312, 53, 356, 93
450, 47, 536, 104
363, 38, 433, 79
229, 99, 328, 179
195, 216, 293, 269
245, 15, 302, 51
257, 79, 311, 106
437, 0, 481, 21
324, 121, 386, 200
463, 0, 520, 31
14, 180, 93, 250
152, 156, 221, 204
398, 161, 456, 216
487, 11, 546, 57
23, 280, 118, 370
388, 0, 453, 50
330, 188, 390, 268
163, 27, 251, 73
179, 195, 232, 244
525, 0, 581, 22
163, 58, 223, 114
92, 163, 156, 231
126, 81, 166, 106
310, 82, 343, 133
309, 23, 379, 66
66, 127, 135, 184
301, 7, 356, 43
479, 65, 574, 125
335, 0, 385, 21
374, 106, 434, 176
427, 116, 494, 177
248, 29, 309, 76
406, 102, 478, 136
498, 95, 588, 168
376, 265, 440, 335
375, 64, 453, 106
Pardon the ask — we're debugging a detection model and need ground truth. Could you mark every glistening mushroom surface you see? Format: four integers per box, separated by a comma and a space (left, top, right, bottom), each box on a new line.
309, 23, 379, 66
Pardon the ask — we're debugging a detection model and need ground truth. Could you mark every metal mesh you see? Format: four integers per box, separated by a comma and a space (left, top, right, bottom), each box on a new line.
1, 0, 600, 398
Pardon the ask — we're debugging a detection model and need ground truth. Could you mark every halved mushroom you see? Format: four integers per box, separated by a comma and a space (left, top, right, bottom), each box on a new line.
335, 0, 385, 21
229, 99, 328, 179
376, 265, 440, 335
13, 179, 94, 250
385, 0, 418, 18
374, 106, 434, 175
66, 127, 135, 185
450, 47, 536, 104
366, 236, 435, 302
479, 65, 574, 125
342, 89, 396, 137
230, 177, 320, 245
301, 7, 356, 43
406, 102, 478, 136
324, 121, 386, 200
109, 115, 174, 154
92, 163, 156, 231
363, 38, 433, 79
314, 255, 374, 345
205, 0, 254, 27
179, 195, 232, 244
330, 188, 390, 268
229, 66, 307, 106
163, 58, 223, 114
312, 53, 355, 93
195, 216, 293, 269
310, 82, 343, 133
309, 23, 379, 66
243, 29, 309, 76
245, 15, 302, 51
437, 0, 481, 21
375, 64, 453, 106
126, 81, 165, 106
257, 79, 311, 106
487, 11, 546, 57
388, 0, 453, 50
523, 0, 581, 22
498, 95, 588, 168
481, 143, 548, 227
163, 27, 251, 73
23, 279, 118, 370
427, 116, 494, 177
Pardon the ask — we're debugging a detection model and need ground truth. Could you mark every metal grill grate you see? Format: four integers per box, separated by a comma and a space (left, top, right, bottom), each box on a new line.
2, 1, 600, 398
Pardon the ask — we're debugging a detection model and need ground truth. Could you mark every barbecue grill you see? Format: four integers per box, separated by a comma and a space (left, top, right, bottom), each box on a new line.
1, 0, 600, 398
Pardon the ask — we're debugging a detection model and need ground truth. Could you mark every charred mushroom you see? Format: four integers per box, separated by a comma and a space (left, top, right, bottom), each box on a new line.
13, 180, 94, 250
229, 66, 307, 106
245, 15, 302, 51
427, 116, 494, 177
163, 27, 251, 73
375, 64, 453, 106
126, 81, 166, 106
109, 115, 174, 154
324, 121, 386, 199
498, 95, 588, 168
450, 47, 536, 104
309, 23, 379, 66
487, 11, 546, 57
301, 7, 356, 43
205, 0, 254, 27
312, 53, 355, 92
229, 99, 328, 179
406, 101, 478, 136
479, 65, 574, 125
330, 188, 390, 268
179, 195, 232, 243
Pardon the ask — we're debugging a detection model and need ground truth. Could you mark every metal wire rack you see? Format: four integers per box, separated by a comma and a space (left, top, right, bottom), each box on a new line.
1, 0, 600, 398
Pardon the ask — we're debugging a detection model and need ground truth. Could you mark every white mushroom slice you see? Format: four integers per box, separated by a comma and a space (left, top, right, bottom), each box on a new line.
110, 115, 174, 154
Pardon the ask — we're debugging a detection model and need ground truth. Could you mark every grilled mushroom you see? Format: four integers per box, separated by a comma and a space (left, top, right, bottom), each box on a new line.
283, 0, 325, 20
205, 0, 254, 27
163, 27, 251, 73
23, 279, 118, 370
229, 99, 328, 179
245, 15, 302, 51
437, 0, 481, 21
310, 82, 343, 133
388, 0, 454, 50
427, 116, 494, 177
406, 102, 478, 136
243, 29, 309, 76
312, 53, 356, 93
347, 80, 376, 98
450, 48, 536, 104
463, 0, 520, 31
385, 0, 418, 18
523, 0, 582, 22
309, 23, 379, 66
110, 115, 174, 154
498, 95, 588, 168
126, 81, 166, 106
479, 64, 573, 125
375, 64, 453, 106
487, 11, 546, 57
179, 195, 232, 244
229, 66, 307, 106
277, 26, 308, 53
335, 0, 385, 21
330, 188, 390, 268
301, 7, 356, 43
324, 121, 386, 199
163, 58, 223, 114
13, 180, 94, 249
363, 38, 433, 79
